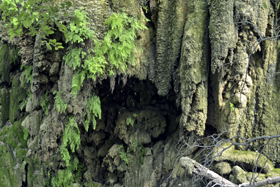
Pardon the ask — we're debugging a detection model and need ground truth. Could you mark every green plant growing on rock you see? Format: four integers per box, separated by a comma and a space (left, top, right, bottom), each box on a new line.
126, 117, 134, 126
139, 145, 146, 165
71, 70, 86, 96
19, 92, 31, 111
63, 8, 148, 96
119, 145, 128, 165
21, 160, 26, 172
60, 116, 80, 167
229, 102, 237, 115
84, 94, 102, 131
51, 157, 80, 187
40, 91, 48, 115
23, 127, 28, 140
20, 65, 33, 87
0, 0, 69, 48
53, 91, 67, 114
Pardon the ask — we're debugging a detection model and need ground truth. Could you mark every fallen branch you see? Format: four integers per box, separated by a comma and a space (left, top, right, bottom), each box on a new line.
180, 157, 280, 187
192, 160, 237, 187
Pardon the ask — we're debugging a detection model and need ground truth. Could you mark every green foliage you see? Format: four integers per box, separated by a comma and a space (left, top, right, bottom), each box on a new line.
119, 145, 128, 164
66, 8, 95, 44
229, 102, 237, 115
140, 145, 146, 165
53, 91, 67, 114
20, 65, 32, 87
51, 157, 80, 187
21, 160, 26, 172
71, 70, 86, 96
20, 92, 31, 111
62, 9, 147, 95
75, 163, 86, 183
263, 2, 267, 9
0, 0, 69, 48
23, 127, 28, 141
99, 12, 148, 73
133, 113, 138, 117
63, 47, 84, 70
60, 116, 80, 167
40, 92, 48, 115
41, 169, 50, 187
84, 95, 102, 131
142, 5, 149, 13
126, 117, 134, 126
42, 39, 63, 50
229, 102, 235, 111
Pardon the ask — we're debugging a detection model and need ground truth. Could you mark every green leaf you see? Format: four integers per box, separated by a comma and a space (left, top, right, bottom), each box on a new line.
46, 42, 52, 50
22, 17, 32, 28
263, 2, 267, 9
55, 46, 64, 50
49, 39, 57, 45
60, 3, 65, 9
278, 2, 280, 9
72, 15, 81, 25
65, 1, 72, 8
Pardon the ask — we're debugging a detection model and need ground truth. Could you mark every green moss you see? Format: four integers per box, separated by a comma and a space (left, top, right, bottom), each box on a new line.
266, 168, 280, 178
215, 146, 274, 173
0, 43, 18, 83
0, 43, 8, 82
0, 120, 27, 149
0, 145, 21, 187
9, 73, 27, 124
0, 88, 9, 127
16, 149, 27, 163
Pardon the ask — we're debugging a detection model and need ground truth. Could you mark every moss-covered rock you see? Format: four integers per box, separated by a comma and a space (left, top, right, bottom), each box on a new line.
214, 162, 232, 175
0, 88, 9, 128
0, 120, 27, 187
214, 143, 274, 173
178, 0, 208, 136
0, 144, 22, 187
0, 43, 18, 83
230, 165, 267, 185
9, 73, 27, 124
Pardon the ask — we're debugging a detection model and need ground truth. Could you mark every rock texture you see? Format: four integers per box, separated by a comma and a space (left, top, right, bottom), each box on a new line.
0, 0, 280, 186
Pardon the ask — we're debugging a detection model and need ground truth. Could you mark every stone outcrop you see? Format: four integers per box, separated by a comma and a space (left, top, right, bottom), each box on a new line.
0, 0, 280, 186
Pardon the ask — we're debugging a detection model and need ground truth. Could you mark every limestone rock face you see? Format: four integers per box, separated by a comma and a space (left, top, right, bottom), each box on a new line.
0, 0, 280, 186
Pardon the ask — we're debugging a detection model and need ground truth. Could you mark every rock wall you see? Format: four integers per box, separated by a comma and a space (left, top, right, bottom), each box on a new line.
0, 0, 280, 186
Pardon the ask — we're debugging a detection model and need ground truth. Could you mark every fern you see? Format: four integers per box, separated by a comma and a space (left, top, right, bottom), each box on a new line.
20, 92, 31, 111
126, 117, 134, 127
51, 157, 79, 187
20, 65, 33, 87
40, 91, 48, 115
71, 70, 86, 96
84, 53, 107, 81
63, 47, 83, 70
60, 116, 80, 167
119, 145, 128, 164
62, 10, 147, 95
84, 95, 101, 131
54, 91, 67, 113
102, 12, 147, 72
66, 7, 95, 44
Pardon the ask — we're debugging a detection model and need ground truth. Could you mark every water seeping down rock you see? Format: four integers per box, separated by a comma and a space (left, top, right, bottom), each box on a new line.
0, 0, 280, 186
